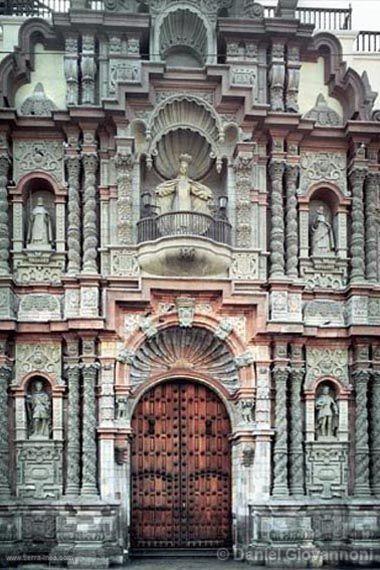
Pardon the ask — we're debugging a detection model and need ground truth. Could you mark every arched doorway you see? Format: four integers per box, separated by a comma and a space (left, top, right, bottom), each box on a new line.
131, 379, 232, 550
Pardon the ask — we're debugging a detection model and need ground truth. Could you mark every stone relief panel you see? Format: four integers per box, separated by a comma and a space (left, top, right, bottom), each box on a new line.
13, 140, 64, 183
15, 343, 62, 386
306, 442, 348, 498
16, 441, 63, 499
304, 300, 345, 327
110, 249, 140, 277
345, 296, 380, 326
270, 291, 302, 322
13, 252, 66, 284
299, 152, 347, 196
305, 347, 349, 390
18, 294, 61, 321
230, 251, 259, 280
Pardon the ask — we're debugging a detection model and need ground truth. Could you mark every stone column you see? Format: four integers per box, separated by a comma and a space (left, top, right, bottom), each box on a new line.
81, 362, 99, 496
285, 164, 299, 278
370, 370, 380, 495
365, 172, 379, 282
349, 168, 367, 283
0, 152, 10, 275
272, 366, 289, 496
353, 369, 371, 496
269, 160, 285, 278
81, 34, 96, 105
82, 153, 98, 274
66, 155, 81, 275
0, 364, 12, 497
115, 152, 134, 245
285, 45, 301, 113
289, 366, 304, 495
269, 42, 285, 112
64, 35, 79, 106
65, 363, 81, 496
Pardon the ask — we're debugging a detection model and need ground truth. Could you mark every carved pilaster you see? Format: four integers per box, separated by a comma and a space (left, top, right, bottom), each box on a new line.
269, 160, 285, 277
0, 364, 12, 497
269, 42, 285, 112
115, 152, 134, 245
66, 155, 81, 275
349, 168, 367, 283
289, 367, 304, 495
233, 150, 254, 248
64, 35, 79, 106
353, 369, 371, 496
272, 366, 289, 496
285, 164, 299, 278
370, 371, 380, 495
0, 154, 10, 275
81, 363, 99, 496
365, 172, 379, 282
81, 35, 96, 105
286, 45, 301, 113
65, 362, 81, 495
82, 153, 98, 273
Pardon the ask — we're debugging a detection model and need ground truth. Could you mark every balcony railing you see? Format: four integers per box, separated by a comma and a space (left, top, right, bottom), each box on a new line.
356, 31, 380, 52
263, 5, 352, 30
137, 211, 232, 246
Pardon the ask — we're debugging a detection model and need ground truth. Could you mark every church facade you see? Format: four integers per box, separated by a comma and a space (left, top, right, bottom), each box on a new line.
0, 0, 380, 567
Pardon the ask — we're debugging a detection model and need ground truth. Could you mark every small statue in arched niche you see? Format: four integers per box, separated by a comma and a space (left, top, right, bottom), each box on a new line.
155, 153, 214, 216
310, 204, 335, 256
315, 384, 339, 439
26, 379, 51, 439
27, 196, 53, 251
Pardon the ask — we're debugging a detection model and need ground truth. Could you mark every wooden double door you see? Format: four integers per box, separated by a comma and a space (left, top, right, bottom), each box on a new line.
131, 380, 231, 549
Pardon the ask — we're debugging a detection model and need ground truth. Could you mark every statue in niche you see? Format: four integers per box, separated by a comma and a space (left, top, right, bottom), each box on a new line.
26, 380, 51, 439
155, 153, 213, 216
311, 206, 335, 256
116, 396, 128, 421
27, 197, 53, 251
315, 385, 339, 439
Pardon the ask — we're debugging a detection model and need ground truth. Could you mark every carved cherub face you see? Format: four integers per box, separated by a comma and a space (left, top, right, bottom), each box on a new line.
178, 154, 192, 176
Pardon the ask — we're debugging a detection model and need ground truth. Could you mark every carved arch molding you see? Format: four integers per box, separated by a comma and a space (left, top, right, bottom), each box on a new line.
130, 325, 239, 392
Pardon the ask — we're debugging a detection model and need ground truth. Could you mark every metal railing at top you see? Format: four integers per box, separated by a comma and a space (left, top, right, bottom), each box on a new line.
355, 31, 380, 52
263, 5, 352, 30
137, 211, 232, 246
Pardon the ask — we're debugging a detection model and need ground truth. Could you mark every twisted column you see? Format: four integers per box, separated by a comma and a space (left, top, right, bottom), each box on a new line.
0, 364, 12, 497
365, 173, 379, 282
272, 366, 289, 496
289, 367, 304, 495
81, 363, 99, 496
285, 164, 299, 278
370, 371, 380, 495
269, 160, 285, 278
82, 153, 98, 273
353, 369, 371, 496
349, 168, 367, 283
0, 155, 10, 275
65, 363, 81, 495
66, 155, 81, 275
115, 152, 134, 245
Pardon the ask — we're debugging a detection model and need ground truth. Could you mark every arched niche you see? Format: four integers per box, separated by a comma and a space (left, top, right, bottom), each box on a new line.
24, 177, 55, 251
25, 375, 52, 440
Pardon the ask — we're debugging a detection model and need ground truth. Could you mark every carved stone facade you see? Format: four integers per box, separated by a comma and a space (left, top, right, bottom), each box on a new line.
0, 2, 380, 567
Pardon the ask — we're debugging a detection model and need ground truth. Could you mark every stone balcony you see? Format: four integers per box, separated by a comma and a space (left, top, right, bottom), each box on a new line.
136, 211, 232, 277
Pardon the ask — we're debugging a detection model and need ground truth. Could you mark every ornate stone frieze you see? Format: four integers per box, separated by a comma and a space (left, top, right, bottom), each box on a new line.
233, 150, 254, 248
13, 140, 64, 183
13, 251, 66, 284
155, 89, 214, 105
270, 291, 302, 322
299, 152, 347, 196
269, 160, 285, 277
306, 442, 348, 498
82, 153, 99, 273
230, 251, 259, 280
300, 257, 348, 291
18, 294, 61, 321
66, 155, 81, 275
15, 342, 62, 385
0, 153, 10, 276
304, 300, 345, 327
19, 83, 56, 117
130, 326, 239, 393
305, 347, 349, 390
115, 152, 134, 245
304, 93, 342, 126
110, 249, 139, 277
16, 441, 63, 499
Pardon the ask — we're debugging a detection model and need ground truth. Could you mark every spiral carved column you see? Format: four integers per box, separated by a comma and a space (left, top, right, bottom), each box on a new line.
66, 155, 81, 275
0, 154, 10, 275
370, 371, 380, 495
269, 160, 285, 278
81, 363, 99, 496
289, 367, 304, 495
349, 168, 367, 283
285, 164, 299, 278
353, 369, 371, 496
272, 366, 289, 496
65, 363, 81, 495
0, 364, 12, 497
82, 153, 98, 274
365, 172, 379, 282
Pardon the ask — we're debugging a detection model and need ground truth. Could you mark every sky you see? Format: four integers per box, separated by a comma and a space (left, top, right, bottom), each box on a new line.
264, 0, 380, 30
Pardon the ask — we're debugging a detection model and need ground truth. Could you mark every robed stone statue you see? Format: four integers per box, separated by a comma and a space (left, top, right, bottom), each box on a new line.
26, 380, 51, 439
311, 206, 335, 256
315, 385, 339, 439
27, 197, 53, 251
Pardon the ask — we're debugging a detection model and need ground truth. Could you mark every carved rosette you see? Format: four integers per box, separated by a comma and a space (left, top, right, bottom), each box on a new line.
285, 164, 299, 278
371, 371, 380, 495
349, 168, 367, 283
289, 367, 304, 495
0, 365, 12, 496
82, 153, 98, 273
66, 155, 81, 275
65, 364, 80, 495
115, 152, 134, 245
269, 160, 285, 277
272, 366, 289, 496
365, 173, 379, 282
0, 154, 10, 275
233, 152, 254, 248
81, 363, 98, 495
353, 369, 371, 496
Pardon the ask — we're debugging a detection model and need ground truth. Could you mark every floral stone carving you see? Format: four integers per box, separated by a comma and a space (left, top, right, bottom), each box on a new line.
19, 83, 56, 117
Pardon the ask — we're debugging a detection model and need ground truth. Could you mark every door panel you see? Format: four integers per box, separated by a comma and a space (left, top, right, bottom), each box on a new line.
131, 380, 231, 549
